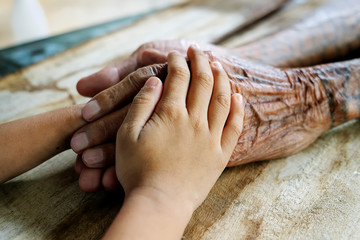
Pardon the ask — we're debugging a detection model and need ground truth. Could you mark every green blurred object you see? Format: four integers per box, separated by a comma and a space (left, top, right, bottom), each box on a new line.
0, 9, 158, 78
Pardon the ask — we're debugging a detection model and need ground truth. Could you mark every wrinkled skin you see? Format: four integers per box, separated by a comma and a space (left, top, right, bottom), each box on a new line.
74, 41, 230, 192
77, 40, 229, 98
73, 0, 360, 192
78, 55, 360, 166
213, 55, 360, 165
73, 55, 360, 191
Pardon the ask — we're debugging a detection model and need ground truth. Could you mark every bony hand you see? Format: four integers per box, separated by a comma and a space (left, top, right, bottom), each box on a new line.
76, 39, 228, 98
116, 46, 245, 211
71, 40, 229, 193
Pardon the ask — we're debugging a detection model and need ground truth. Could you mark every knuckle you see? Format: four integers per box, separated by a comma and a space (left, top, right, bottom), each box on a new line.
66, 105, 82, 121
192, 118, 202, 131
96, 71, 148, 112
101, 87, 119, 108
127, 73, 145, 91
93, 119, 110, 140
156, 101, 182, 122
123, 122, 135, 132
230, 124, 243, 137
133, 90, 153, 105
169, 65, 190, 80
195, 72, 213, 89
215, 93, 231, 109
190, 114, 206, 132
120, 122, 137, 140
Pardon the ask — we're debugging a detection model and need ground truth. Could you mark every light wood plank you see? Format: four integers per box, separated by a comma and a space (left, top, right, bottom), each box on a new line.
0, 0, 187, 48
2, 0, 359, 239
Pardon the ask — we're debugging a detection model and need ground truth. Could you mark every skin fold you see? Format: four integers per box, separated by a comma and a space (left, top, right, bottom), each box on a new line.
76, 56, 360, 168
0, 46, 244, 240
72, 0, 360, 191
102, 49, 245, 240
214, 55, 360, 165
76, 0, 360, 98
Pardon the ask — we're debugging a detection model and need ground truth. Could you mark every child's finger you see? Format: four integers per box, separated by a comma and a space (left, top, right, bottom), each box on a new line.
221, 94, 245, 156
208, 61, 231, 135
120, 77, 163, 140
160, 51, 190, 106
186, 46, 214, 118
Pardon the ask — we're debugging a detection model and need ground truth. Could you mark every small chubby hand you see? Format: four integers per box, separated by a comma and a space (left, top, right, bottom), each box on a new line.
116, 46, 245, 210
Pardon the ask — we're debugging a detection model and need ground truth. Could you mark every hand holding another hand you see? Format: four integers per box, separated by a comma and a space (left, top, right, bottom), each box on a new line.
76, 39, 228, 98
102, 46, 245, 239
72, 41, 230, 193
115, 47, 245, 209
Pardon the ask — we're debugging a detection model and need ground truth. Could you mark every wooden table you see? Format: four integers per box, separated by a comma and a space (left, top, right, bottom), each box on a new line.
0, 0, 185, 48
1, 0, 360, 239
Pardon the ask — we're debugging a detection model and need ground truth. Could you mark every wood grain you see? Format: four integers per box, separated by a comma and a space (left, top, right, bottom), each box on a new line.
221, 0, 331, 48
1, 0, 360, 239
0, 0, 187, 48
188, 121, 360, 239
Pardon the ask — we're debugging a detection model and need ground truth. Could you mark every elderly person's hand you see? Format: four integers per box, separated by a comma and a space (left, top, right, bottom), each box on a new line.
73, 40, 230, 192
77, 39, 229, 98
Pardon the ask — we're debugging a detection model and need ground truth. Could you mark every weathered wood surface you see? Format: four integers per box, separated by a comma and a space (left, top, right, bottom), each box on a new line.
1, 0, 360, 239
0, 0, 187, 48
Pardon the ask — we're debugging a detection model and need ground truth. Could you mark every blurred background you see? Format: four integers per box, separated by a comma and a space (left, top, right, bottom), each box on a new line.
0, 0, 184, 49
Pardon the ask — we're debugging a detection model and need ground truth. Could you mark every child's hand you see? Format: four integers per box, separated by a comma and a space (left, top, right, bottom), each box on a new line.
116, 46, 245, 211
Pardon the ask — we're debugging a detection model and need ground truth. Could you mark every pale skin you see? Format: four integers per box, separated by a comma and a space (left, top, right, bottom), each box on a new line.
103, 47, 244, 240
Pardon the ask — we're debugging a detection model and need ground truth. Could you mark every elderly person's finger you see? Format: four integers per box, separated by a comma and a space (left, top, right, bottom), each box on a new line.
71, 105, 129, 153
81, 64, 167, 122
82, 143, 116, 168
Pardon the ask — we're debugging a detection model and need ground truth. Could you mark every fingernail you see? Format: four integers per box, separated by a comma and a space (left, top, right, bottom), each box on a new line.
82, 100, 100, 121
71, 132, 89, 152
145, 77, 159, 87
83, 149, 103, 165
234, 93, 243, 103
212, 61, 223, 69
